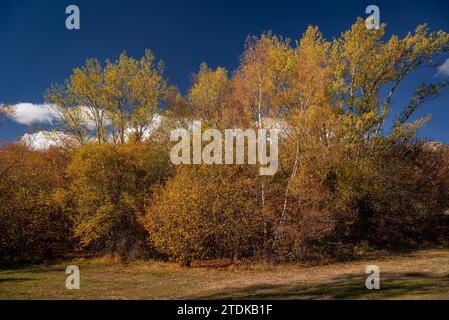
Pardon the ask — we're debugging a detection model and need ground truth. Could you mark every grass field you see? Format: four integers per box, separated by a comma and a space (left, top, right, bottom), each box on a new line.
1, 249, 449, 300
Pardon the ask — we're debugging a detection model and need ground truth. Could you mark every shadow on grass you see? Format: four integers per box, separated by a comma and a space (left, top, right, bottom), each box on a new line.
0, 277, 33, 284
0, 263, 70, 274
192, 272, 449, 300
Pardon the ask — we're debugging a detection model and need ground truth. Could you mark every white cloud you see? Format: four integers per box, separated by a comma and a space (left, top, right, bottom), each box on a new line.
123, 114, 164, 141
21, 130, 78, 150
19, 115, 164, 150
9, 103, 57, 125
436, 58, 449, 77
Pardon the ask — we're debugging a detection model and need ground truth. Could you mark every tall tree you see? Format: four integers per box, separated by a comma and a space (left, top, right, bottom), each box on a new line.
330, 18, 449, 141
187, 63, 231, 127
45, 50, 168, 145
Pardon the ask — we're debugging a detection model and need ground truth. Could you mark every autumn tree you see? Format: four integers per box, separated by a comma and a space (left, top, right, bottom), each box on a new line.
144, 165, 264, 265
104, 50, 168, 143
0, 145, 73, 265
45, 50, 168, 145
225, 20, 449, 260
231, 33, 294, 129
330, 18, 449, 141
186, 63, 231, 127
321, 19, 449, 248
67, 141, 171, 258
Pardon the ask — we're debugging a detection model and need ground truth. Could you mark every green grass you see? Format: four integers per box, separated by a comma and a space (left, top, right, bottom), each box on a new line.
2, 249, 449, 300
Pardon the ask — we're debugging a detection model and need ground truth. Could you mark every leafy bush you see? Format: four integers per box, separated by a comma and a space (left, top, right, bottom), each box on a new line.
144, 165, 264, 265
68, 142, 170, 259
0, 145, 73, 265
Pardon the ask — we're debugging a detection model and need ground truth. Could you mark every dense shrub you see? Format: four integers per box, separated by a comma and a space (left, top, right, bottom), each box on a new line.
68, 141, 171, 259
0, 145, 73, 266
144, 165, 265, 265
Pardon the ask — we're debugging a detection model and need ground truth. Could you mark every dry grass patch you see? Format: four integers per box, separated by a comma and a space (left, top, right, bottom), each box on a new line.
1, 249, 449, 300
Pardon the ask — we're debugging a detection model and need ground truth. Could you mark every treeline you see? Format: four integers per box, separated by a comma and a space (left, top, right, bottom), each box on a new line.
1, 19, 449, 266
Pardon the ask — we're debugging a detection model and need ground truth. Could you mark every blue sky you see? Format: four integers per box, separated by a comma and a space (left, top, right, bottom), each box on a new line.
1, 0, 449, 143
